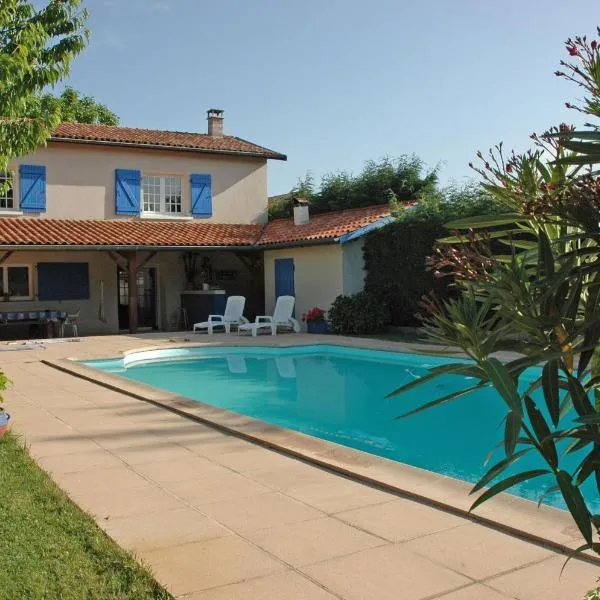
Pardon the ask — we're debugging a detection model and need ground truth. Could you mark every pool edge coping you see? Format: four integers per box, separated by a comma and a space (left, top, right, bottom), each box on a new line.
41, 342, 598, 566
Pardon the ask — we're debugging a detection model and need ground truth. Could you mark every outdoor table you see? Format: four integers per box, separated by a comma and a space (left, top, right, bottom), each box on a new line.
0, 310, 68, 338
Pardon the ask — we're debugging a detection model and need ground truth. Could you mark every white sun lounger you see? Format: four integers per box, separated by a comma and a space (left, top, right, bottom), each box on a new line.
238, 295, 300, 336
193, 295, 249, 334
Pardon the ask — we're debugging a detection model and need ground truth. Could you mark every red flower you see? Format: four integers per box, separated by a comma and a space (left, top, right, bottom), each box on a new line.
592, 40, 598, 50
567, 45, 578, 56
302, 307, 326, 322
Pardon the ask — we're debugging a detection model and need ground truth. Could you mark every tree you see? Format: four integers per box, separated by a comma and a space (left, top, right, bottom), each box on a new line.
25, 87, 119, 126
0, 0, 88, 176
389, 31, 600, 557
269, 155, 439, 219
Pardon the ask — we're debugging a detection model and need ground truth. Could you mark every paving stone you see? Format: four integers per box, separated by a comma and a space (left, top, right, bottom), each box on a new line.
246, 516, 385, 566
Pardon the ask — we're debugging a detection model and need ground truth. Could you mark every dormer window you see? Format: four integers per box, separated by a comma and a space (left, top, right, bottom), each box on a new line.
0, 172, 14, 210
142, 175, 182, 215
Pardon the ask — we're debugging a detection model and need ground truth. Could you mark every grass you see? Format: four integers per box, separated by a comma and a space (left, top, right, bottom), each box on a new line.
0, 433, 173, 600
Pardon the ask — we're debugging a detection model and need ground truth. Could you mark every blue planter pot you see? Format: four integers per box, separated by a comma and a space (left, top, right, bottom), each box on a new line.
0, 412, 10, 437
307, 320, 328, 334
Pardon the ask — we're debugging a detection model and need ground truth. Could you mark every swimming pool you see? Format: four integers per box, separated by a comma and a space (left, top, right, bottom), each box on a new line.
85, 344, 598, 512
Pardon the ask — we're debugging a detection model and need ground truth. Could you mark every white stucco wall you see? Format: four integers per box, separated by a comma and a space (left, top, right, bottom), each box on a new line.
9, 142, 269, 224
341, 238, 366, 295
264, 244, 343, 323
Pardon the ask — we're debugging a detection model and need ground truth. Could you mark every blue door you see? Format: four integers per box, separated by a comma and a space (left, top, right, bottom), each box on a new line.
275, 258, 295, 300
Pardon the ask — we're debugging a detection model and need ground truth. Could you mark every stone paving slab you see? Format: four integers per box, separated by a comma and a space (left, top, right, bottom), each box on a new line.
3, 333, 599, 599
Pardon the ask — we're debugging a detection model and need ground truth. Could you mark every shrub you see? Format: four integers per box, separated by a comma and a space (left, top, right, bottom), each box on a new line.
363, 219, 448, 326
364, 183, 505, 326
328, 292, 387, 335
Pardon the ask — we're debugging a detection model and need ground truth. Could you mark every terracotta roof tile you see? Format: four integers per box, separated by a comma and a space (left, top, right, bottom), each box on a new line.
0, 205, 394, 248
0, 219, 262, 248
51, 123, 286, 160
259, 204, 393, 245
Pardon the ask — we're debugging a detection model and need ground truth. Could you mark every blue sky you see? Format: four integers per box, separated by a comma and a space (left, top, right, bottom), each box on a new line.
62, 0, 598, 195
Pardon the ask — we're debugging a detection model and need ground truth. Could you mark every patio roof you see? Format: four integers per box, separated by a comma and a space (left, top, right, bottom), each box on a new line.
0, 205, 394, 250
0, 219, 262, 250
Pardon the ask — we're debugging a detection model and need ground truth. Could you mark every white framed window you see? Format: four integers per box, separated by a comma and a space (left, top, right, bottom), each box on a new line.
0, 265, 33, 300
142, 175, 182, 215
0, 172, 15, 210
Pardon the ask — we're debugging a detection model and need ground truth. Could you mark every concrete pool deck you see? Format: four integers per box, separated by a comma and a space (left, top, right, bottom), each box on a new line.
3, 332, 599, 599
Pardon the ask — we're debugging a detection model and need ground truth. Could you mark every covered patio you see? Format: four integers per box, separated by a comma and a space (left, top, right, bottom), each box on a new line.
0, 218, 266, 337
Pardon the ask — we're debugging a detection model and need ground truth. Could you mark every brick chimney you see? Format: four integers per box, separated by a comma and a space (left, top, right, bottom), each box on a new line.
293, 197, 309, 225
207, 109, 224, 137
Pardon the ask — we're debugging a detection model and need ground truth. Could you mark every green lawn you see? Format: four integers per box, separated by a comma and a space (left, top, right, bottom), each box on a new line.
0, 433, 173, 600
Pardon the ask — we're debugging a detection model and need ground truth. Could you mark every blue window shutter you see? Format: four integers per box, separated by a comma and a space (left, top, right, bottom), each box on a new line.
115, 169, 141, 215
19, 165, 46, 213
190, 174, 212, 217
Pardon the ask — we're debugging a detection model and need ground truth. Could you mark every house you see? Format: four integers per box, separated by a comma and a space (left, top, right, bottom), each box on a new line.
0, 109, 392, 337
260, 203, 393, 321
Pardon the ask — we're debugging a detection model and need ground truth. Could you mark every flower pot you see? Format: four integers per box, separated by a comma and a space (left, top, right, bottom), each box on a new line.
0, 412, 10, 438
307, 320, 328, 334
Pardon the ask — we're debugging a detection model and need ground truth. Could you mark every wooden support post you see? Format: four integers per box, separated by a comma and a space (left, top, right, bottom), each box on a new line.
137, 251, 157, 271
106, 250, 128, 270
0, 250, 13, 266
128, 251, 138, 334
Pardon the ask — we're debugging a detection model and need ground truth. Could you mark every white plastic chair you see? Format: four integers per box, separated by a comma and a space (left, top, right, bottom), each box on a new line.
238, 296, 300, 337
60, 308, 80, 338
193, 296, 248, 334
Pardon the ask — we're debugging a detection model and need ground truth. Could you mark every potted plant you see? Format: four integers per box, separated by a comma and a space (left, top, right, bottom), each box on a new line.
0, 369, 11, 438
302, 307, 328, 334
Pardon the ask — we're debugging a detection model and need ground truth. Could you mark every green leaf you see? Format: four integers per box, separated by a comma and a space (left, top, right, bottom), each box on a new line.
560, 543, 600, 576
566, 374, 595, 417
470, 470, 550, 511
542, 361, 560, 428
574, 450, 600, 488
537, 229, 555, 278
444, 213, 531, 230
482, 358, 522, 413
524, 396, 558, 468
556, 470, 593, 544
574, 413, 600, 425
504, 411, 522, 456
394, 383, 485, 420
472, 448, 532, 493
385, 362, 482, 399
537, 484, 560, 508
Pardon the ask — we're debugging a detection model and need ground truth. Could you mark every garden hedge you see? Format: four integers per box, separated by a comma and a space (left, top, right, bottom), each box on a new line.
363, 219, 452, 326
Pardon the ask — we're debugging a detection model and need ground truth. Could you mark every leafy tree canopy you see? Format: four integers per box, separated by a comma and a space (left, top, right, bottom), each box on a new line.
0, 0, 88, 173
269, 155, 439, 219
25, 87, 119, 126
393, 181, 505, 225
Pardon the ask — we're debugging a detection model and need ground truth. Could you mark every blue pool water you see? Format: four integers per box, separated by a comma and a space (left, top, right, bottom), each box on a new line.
85, 344, 600, 512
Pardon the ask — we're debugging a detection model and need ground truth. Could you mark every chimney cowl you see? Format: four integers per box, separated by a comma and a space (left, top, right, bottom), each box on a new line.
207, 108, 224, 137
